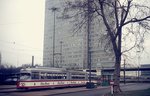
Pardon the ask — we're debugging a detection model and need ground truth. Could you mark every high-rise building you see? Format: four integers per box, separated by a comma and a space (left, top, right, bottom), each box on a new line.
43, 0, 115, 69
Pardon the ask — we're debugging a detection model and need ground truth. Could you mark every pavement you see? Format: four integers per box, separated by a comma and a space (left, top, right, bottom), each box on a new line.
46, 83, 135, 95
1, 83, 150, 96
0, 85, 16, 90
0, 85, 111, 96
120, 83, 150, 91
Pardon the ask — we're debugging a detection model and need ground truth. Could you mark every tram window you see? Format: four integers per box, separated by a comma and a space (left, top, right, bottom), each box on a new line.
47, 73, 53, 79
53, 73, 58, 79
44, 73, 67, 80
53, 76, 57, 79
71, 73, 86, 80
61, 73, 67, 79
31, 72, 39, 79
80, 77, 85, 79
20, 73, 31, 80
56, 73, 65, 79
41, 72, 47, 79
57, 76, 66, 79
47, 75, 52, 79
57, 76, 61, 79
57, 75, 63, 79
72, 76, 85, 79
72, 76, 78, 79
64, 76, 67, 79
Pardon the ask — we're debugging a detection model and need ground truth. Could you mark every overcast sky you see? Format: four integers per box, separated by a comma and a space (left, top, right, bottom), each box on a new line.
0, 0, 45, 66
0, 0, 150, 67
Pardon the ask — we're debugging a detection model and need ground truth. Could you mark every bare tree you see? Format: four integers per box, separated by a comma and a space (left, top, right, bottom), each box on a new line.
62, 0, 150, 93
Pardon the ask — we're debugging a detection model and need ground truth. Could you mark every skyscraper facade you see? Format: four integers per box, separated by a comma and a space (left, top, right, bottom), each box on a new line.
43, 0, 115, 69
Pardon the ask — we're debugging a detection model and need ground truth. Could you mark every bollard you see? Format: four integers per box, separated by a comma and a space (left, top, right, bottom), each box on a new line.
110, 81, 114, 95
110, 85, 113, 95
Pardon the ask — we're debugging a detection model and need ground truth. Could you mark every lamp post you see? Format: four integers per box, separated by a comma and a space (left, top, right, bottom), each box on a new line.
60, 41, 63, 67
50, 7, 59, 67
137, 50, 140, 82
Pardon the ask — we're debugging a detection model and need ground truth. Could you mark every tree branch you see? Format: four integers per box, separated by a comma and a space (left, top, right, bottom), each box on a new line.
120, 0, 132, 26
123, 16, 150, 26
113, 1, 119, 29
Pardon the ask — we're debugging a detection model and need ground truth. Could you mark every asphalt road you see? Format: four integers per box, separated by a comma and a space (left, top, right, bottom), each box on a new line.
0, 85, 110, 96
47, 88, 110, 96
0, 83, 150, 96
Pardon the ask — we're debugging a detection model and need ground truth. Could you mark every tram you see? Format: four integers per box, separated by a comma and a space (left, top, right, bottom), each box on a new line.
17, 67, 98, 89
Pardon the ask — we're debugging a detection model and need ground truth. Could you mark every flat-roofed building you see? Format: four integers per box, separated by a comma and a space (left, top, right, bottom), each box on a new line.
43, 0, 115, 69
141, 64, 150, 77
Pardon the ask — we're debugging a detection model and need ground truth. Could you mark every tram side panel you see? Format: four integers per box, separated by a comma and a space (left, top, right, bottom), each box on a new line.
68, 71, 88, 87
17, 69, 88, 89
17, 70, 70, 89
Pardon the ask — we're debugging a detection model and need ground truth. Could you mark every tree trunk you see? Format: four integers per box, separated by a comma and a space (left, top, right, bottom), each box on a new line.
113, 56, 122, 93
113, 28, 122, 93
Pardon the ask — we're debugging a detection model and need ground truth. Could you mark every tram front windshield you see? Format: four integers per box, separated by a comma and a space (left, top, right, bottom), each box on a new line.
20, 73, 31, 80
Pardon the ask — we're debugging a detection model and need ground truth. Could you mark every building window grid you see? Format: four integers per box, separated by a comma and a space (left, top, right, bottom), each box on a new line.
43, 0, 115, 68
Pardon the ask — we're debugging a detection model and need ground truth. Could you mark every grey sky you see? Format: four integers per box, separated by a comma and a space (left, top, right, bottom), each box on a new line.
0, 0, 150, 67
0, 0, 45, 66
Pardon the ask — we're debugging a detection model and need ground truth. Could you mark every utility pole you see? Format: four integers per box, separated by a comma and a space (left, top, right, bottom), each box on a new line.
87, 0, 92, 83
51, 7, 59, 67
123, 59, 126, 84
86, 0, 93, 88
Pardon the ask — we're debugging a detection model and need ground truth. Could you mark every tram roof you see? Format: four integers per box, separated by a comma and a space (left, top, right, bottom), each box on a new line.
20, 67, 91, 74
21, 67, 67, 72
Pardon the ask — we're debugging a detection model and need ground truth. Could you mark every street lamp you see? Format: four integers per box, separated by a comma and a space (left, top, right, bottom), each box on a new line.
60, 41, 63, 67
50, 7, 59, 67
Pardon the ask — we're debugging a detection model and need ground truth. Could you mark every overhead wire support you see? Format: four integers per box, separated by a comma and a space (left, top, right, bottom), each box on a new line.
87, 0, 93, 84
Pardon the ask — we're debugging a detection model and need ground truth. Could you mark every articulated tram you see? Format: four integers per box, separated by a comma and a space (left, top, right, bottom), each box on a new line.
17, 67, 98, 89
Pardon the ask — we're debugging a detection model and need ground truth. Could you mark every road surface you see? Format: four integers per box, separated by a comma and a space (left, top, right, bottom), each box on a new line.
0, 83, 150, 96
